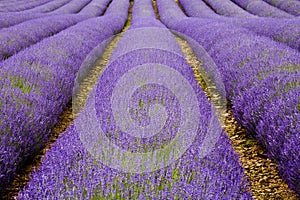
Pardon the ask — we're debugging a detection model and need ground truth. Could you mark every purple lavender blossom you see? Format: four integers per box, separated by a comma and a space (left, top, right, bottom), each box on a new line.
178, 1, 300, 51
178, 0, 220, 18
0, 0, 111, 61
0, 13, 45, 29
0, 0, 111, 30
49, 0, 92, 15
256, 87, 300, 193
227, 17, 300, 51
231, 0, 293, 18
262, 0, 300, 16
157, 0, 300, 195
18, 0, 251, 199
202, 0, 255, 17
18, 125, 252, 199
0, 14, 87, 62
0, 0, 129, 192
23, 0, 73, 13
0, 0, 52, 12
79, 0, 111, 17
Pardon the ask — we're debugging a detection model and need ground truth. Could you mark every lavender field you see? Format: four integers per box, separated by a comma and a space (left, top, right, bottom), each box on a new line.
0, 0, 299, 199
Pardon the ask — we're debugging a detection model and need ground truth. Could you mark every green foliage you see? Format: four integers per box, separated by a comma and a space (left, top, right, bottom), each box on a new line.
11, 76, 33, 94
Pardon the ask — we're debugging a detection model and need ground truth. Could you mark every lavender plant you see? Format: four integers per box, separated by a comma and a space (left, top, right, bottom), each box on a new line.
231, 0, 293, 18
0, 14, 87, 62
0, 0, 51, 12
0, 0, 111, 61
262, 0, 300, 16
49, 0, 91, 15
0, 0, 110, 30
0, 13, 45, 29
178, 0, 300, 51
18, 0, 252, 199
232, 73, 300, 193
0, 0, 129, 192
157, 0, 300, 195
79, 0, 111, 16
178, 0, 220, 18
227, 17, 300, 51
255, 87, 300, 192
202, 0, 254, 17
22, 0, 72, 13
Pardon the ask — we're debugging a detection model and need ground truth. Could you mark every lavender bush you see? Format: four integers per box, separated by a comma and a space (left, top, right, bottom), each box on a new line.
18, 124, 251, 199
0, 0, 111, 61
0, 13, 45, 29
22, 0, 72, 13
262, 0, 300, 16
18, 0, 251, 199
79, 0, 111, 16
0, 0, 129, 192
0, 0, 51, 12
227, 17, 300, 51
157, 0, 300, 195
232, 73, 300, 193
49, 0, 91, 15
255, 87, 300, 193
202, 0, 254, 17
0, 0, 110, 30
0, 14, 87, 62
178, 0, 300, 51
231, 0, 293, 17
178, 0, 220, 18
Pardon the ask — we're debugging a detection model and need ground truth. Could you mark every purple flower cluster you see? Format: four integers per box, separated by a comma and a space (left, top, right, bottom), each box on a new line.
49, 0, 91, 15
157, 0, 300, 195
255, 87, 300, 192
0, 0, 111, 61
202, 0, 254, 17
79, 0, 112, 17
155, 0, 187, 28
178, 1, 300, 51
0, 13, 45, 29
23, 0, 72, 13
18, 0, 251, 198
0, 14, 87, 62
0, 0, 129, 192
227, 17, 300, 51
19, 126, 252, 199
262, 0, 300, 16
0, 0, 52, 12
178, 0, 220, 18
232, 73, 300, 193
180, 0, 294, 18
0, 0, 111, 30
131, 0, 157, 23
231, 0, 293, 18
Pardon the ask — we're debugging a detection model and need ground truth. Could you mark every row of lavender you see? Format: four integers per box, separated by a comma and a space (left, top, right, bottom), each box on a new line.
181, 0, 300, 18
0, 0, 90, 13
0, 0, 111, 61
231, 0, 300, 17
0, 0, 52, 12
262, 0, 300, 16
17, 0, 72, 13
19, 0, 252, 198
179, 0, 300, 50
0, 0, 97, 29
0, 0, 129, 192
157, 0, 300, 195
232, 0, 293, 18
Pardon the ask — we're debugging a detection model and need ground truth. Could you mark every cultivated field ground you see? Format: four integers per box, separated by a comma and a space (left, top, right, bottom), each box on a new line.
0, 0, 299, 199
